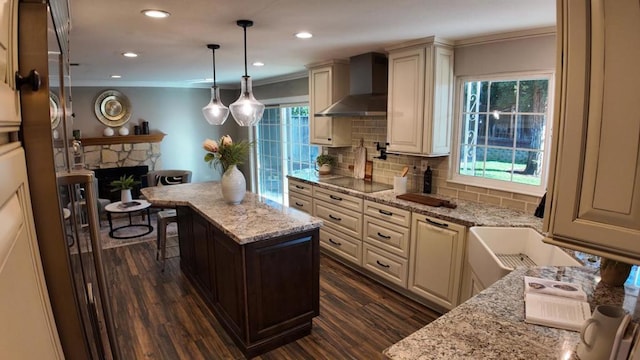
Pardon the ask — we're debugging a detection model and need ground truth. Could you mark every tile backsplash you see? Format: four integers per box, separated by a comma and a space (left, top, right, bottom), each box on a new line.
327, 117, 542, 215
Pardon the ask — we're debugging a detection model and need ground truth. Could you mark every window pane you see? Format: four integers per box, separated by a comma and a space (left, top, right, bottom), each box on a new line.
489, 81, 517, 113
459, 146, 486, 177
515, 115, 546, 150
461, 113, 486, 146
518, 79, 549, 113
484, 148, 514, 182
487, 115, 514, 147
513, 150, 543, 185
463, 81, 488, 113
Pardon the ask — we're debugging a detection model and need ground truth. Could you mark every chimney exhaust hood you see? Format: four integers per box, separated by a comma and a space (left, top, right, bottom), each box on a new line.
315, 52, 388, 117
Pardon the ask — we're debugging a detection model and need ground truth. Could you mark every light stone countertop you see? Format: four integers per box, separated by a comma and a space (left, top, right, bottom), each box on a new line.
287, 172, 543, 231
141, 181, 322, 245
383, 266, 640, 359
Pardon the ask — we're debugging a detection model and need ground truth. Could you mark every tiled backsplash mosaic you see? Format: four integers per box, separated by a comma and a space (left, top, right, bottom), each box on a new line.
327, 116, 542, 214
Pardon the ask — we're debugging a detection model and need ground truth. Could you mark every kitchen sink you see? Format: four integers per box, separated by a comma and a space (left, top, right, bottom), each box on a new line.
467, 227, 581, 290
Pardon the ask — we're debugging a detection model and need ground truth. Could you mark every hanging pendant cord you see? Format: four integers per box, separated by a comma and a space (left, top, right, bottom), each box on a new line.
243, 24, 248, 77
212, 49, 217, 87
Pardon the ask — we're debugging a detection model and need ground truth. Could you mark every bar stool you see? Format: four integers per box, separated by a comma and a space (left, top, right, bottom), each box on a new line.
157, 209, 177, 271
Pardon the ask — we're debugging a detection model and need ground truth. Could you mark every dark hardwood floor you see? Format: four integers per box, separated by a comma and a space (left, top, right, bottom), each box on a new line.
105, 239, 440, 359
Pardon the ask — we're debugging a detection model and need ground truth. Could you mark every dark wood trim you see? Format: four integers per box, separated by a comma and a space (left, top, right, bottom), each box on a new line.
18, 2, 91, 359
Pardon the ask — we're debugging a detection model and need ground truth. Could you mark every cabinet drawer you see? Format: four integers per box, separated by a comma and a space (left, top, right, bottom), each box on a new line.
314, 200, 362, 239
363, 216, 410, 258
319, 227, 362, 266
362, 244, 408, 288
364, 200, 410, 227
288, 179, 313, 197
288, 194, 312, 215
313, 187, 363, 213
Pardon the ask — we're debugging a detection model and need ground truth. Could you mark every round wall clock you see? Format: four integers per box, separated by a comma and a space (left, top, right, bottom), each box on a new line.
94, 89, 132, 127
49, 91, 61, 129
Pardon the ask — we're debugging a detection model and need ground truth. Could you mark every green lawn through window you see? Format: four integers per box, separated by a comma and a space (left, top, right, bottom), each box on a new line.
460, 161, 541, 185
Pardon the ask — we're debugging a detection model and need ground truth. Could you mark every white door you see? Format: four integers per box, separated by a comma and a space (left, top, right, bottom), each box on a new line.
0, 0, 64, 357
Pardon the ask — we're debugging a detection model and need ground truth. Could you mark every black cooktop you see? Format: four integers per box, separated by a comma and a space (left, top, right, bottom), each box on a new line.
317, 177, 392, 193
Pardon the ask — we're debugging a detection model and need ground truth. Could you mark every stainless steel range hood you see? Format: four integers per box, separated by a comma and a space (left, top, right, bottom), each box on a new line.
315, 52, 388, 117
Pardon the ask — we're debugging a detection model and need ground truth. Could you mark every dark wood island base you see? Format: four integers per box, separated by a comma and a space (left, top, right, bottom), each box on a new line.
176, 206, 320, 358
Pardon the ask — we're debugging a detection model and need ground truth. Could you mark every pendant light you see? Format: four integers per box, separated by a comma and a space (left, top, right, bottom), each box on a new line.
202, 44, 230, 125
229, 20, 265, 127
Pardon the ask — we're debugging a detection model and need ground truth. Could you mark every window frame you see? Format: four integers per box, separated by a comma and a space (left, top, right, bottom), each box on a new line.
253, 101, 318, 205
449, 71, 554, 197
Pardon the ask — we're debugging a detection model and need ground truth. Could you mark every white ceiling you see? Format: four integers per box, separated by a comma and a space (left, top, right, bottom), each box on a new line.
66, 0, 556, 88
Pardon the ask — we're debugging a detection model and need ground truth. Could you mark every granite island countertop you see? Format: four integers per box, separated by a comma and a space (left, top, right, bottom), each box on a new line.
141, 181, 322, 245
384, 266, 640, 359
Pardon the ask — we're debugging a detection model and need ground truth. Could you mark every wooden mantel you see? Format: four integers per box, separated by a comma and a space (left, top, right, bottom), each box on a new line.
57, 133, 166, 147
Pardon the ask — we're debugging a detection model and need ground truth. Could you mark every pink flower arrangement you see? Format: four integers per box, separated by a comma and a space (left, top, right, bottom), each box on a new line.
203, 135, 252, 173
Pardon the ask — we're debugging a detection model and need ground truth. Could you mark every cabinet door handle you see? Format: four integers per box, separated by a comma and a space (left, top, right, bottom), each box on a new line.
295, 185, 305, 189
328, 238, 342, 246
376, 260, 390, 268
377, 232, 391, 240
327, 138, 332, 141
379, 209, 393, 216
426, 218, 448, 228
295, 202, 304, 207
329, 214, 342, 221
329, 195, 343, 201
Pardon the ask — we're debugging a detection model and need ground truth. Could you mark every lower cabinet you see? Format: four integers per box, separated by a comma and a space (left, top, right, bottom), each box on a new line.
459, 263, 484, 303
176, 206, 320, 358
408, 214, 466, 310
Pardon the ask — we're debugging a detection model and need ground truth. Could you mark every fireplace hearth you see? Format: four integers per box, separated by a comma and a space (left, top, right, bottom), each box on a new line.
93, 166, 149, 202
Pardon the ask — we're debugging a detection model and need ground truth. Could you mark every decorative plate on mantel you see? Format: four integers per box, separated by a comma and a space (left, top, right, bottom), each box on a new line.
49, 91, 61, 129
94, 89, 132, 127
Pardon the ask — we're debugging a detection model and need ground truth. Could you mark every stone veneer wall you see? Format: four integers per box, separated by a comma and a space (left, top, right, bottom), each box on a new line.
327, 117, 542, 215
81, 142, 161, 170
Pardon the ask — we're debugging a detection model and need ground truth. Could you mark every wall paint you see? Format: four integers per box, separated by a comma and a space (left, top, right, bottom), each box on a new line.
70, 86, 240, 182
454, 34, 556, 76
69, 78, 307, 185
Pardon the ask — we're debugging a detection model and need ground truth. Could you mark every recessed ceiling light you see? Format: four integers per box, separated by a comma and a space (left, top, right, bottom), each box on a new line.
252, 61, 265, 67
110, 75, 122, 79
295, 32, 313, 39
142, 9, 170, 18
122, 52, 138, 58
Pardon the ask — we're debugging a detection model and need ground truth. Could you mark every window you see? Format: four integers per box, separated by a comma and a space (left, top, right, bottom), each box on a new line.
452, 73, 553, 195
255, 104, 320, 204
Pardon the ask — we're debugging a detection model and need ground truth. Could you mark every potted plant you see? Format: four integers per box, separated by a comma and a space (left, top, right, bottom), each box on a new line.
203, 135, 253, 204
316, 154, 336, 175
110, 174, 141, 203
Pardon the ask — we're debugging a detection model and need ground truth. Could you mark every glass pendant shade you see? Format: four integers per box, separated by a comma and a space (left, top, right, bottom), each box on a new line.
202, 85, 229, 125
230, 76, 264, 127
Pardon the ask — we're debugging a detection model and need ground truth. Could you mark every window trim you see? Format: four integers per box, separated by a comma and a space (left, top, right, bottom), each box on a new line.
449, 71, 554, 197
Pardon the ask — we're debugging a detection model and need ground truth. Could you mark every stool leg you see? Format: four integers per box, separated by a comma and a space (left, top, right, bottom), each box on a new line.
158, 221, 167, 272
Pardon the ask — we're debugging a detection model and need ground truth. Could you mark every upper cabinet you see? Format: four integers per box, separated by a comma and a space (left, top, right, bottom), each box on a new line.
307, 60, 352, 147
0, 0, 19, 124
544, 0, 640, 262
386, 37, 453, 156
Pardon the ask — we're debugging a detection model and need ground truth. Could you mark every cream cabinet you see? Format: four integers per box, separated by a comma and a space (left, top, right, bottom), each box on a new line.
313, 187, 363, 265
307, 61, 352, 147
544, 0, 640, 262
287, 179, 313, 215
362, 200, 411, 287
386, 37, 453, 156
408, 214, 466, 310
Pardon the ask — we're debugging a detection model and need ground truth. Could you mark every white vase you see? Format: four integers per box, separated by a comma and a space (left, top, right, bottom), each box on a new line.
120, 189, 132, 203
118, 127, 129, 136
221, 165, 246, 204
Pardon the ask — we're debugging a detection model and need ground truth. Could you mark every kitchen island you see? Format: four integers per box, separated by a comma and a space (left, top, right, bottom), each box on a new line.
384, 265, 639, 359
141, 182, 322, 358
